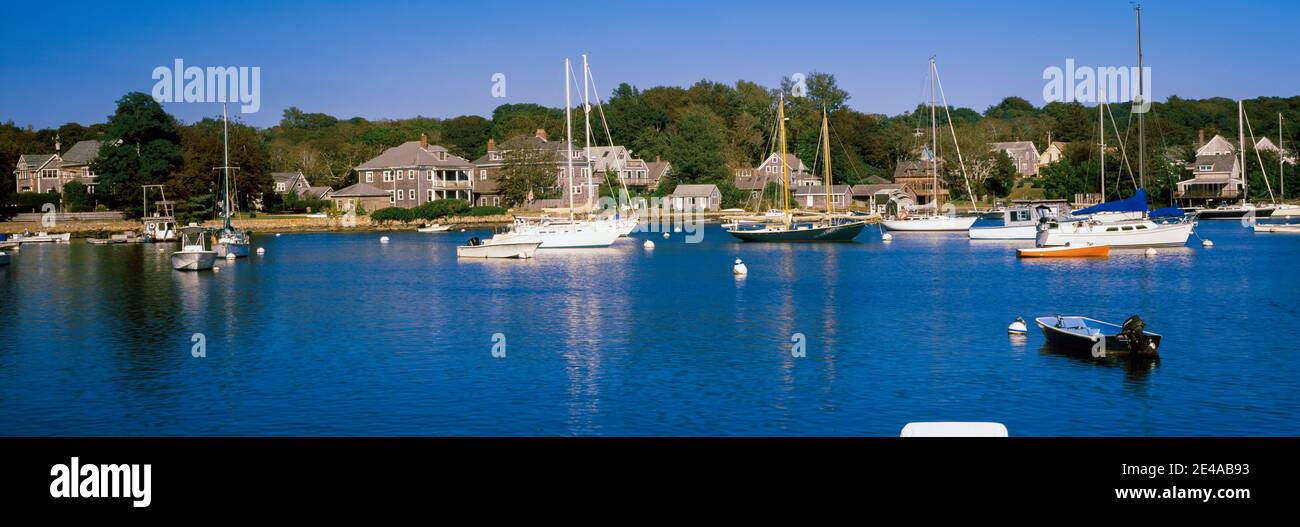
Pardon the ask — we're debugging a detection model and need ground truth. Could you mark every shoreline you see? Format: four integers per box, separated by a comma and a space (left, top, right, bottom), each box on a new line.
0, 214, 517, 239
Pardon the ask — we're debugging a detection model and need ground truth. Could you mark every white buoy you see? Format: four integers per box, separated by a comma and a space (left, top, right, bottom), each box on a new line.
275, 233, 281, 237
732, 258, 748, 276
1202, 239, 1214, 247
225, 253, 237, 260
882, 233, 893, 242
256, 247, 265, 255
643, 240, 655, 249
380, 236, 390, 244
663, 232, 670, 239
1007, 316, 1027, 335
213, 266, 221, 272
1145, 248, 1157, 257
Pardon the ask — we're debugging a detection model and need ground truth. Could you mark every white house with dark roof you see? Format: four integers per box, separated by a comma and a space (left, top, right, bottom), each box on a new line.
1196, 134, 1236, 157
988, 141, 1040, 177
13, 139, 103, 194
356, 133, 476, 208
668, 184, 721, 211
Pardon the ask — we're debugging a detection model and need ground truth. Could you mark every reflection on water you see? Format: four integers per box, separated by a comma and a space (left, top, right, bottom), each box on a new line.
0, 221, 1296, 436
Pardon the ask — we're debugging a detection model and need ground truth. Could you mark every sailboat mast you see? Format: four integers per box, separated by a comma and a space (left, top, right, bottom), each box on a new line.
222, 102, 232, 229
930, 57, 939, 211
1135, 4, 1145, 190
822, 107, 832, 215
1281, 113, 1286, 200
1239, 100, 1247, 206
565, 58, 575, 222
582, 54, 593, 212
1099, 101, 1106, 200
779, 93, 789, 221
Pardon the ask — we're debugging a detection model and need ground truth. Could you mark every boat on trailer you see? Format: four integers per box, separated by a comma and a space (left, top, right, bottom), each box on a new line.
1036, 315, 1161, 357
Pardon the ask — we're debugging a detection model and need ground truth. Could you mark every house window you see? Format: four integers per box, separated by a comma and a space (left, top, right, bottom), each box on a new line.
493, 197, 500, 206
1199, 165, 1213, 171
408, 189, 415, 201
408, 169, 415, 179
572, 186, 582, 195
276, 182, 286, 192
428, 189, 435, 201
42, 169, 58, 179
388, 190, 395, 203
427, 170, 434, 181
366, 171, 374, 183
396, 189, 404, 201
480, 169, 487, 180
383, 170, 392, 182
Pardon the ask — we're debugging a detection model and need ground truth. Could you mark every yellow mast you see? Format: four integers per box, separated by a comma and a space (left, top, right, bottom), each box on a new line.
822, 107, 832, 215
779, 93, 789, 223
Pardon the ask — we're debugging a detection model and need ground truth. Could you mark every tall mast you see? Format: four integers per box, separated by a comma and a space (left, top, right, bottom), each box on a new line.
582, 53, 593, 212
930, 56, 939, 211
1281, 113, 1286, 201
1135, 4, 1145, 191
1239, 100, 1247, 206
222, 102, 232, 229
779, 93, 789, 222
1099, 100, 1106, 200
822, 107, 832, 215
565, 57, 575, 222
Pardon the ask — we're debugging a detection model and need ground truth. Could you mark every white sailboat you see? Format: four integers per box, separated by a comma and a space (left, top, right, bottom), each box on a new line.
171, 225, 217, 271
1273, 114, 1300, 216
883, 57, 977, 233
1199, 101, 1277, 219
507, 57, 619, 249
214, 103, 250, 258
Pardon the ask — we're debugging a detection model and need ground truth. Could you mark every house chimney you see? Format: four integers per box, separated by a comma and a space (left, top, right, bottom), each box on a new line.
1198, 129, 1205, 147
487, 137, 496, 152
420, 132, 429, 149
655, 155, 661, 162
535, 128, 547, 141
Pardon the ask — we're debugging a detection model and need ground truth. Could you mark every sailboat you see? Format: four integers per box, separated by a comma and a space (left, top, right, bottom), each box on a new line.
507, 57, 619, 249
882, 57, 977, 232
726, 99, 868, 242
580, 54, 639, 237
214, 103, 250, 257
171, 224, 217, 271
1198, 101, 1276, 219
1034, 7, 1193, 249
1273, 114, 1300, 216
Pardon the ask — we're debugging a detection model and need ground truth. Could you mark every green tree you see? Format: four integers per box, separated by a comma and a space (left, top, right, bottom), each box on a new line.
92, 92, 182, 214
668, 104, 729, 184
495, 137, 561, 206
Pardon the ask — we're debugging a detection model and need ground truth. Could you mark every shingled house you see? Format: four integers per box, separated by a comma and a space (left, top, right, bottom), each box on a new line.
734, 153, 819, 200
355, 133, 475, 208
988, 141, 1041, 177
13, 139, 103, 194
1175, 134, 1242, 207
471, 129, 593, 208
892, 158, 947, 207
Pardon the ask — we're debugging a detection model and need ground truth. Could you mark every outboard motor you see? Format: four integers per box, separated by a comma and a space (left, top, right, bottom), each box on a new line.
1120, 315, 1157, 355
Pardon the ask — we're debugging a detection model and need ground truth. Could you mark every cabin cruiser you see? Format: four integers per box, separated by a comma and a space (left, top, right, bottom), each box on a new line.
171, 225, 217, 271
1035, 190, 1194, 248
1196, 203, 1275, 219
456, 233, 542, 259
969, 200, 1070, 240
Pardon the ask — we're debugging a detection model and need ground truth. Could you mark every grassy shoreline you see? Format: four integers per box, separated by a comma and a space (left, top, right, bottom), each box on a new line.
0, 214, 516, 238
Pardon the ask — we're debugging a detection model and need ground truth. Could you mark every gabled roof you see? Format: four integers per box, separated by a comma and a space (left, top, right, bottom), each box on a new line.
60, 140, 102, 165
272, 172, 307, 184
647, 161, 670, 180
330, 182, 390, 197
864, 174, 890, 185
1191, 154, 1237, 174
758, 152, 809, 173
670, 184, 719, 197
303, 186, 333, 199
989, 141, 1040, 157
852, 183, 909, 196
358, 141, 474, 169
1255, 137, 1279, 152
1197, 135, 1235, 156
17, 154, 57, 170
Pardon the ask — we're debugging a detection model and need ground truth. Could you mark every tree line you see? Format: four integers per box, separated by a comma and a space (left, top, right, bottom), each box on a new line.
3, 79, 1298, 218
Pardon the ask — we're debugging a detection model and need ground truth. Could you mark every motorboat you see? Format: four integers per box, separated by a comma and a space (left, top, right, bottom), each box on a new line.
1036, 315, 1161, 357
1197, 203, 1275, 219
0, 251, 9, 266
171, 225, 217, 271
141, 184, 178, 242
421, 221, 457, 231
1271, 204, 1300, 217
1035, 190, 1194, 248
15, 232, 71, 244
969, 200, 1070, 239
456, 234, 541, 259
1017, 244, 1110, 258
1252, 223, 1300, 233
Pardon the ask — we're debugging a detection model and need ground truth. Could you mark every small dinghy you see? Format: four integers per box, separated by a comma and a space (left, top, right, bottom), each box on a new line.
1035, 315, 1161, 357
1017, 244, 1109, 258
1252, 224, 1300, 233
417, 224, 451, 233
456, 234, 541, 259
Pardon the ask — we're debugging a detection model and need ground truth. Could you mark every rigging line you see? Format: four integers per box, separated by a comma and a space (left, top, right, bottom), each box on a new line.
1242, 106, 1277, 203
932, 61, 978, 208
828, 121, 867, 183
584, 65, 630, 202
1106, 103, 1139, 191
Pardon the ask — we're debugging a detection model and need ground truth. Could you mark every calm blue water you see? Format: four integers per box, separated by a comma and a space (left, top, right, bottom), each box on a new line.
1, 220, 1297, 436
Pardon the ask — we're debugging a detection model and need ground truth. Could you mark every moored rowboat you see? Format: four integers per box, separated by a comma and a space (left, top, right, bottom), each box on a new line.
1036, 315, 1161, 357
1017, 244, 1110, 258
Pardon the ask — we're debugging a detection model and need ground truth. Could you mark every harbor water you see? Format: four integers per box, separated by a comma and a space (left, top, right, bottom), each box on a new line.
0, 220, 1296, 436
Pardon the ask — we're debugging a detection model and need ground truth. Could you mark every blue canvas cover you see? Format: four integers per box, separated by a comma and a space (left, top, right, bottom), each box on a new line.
1074, 189, 1149, 215
1149, 206, 1185, 218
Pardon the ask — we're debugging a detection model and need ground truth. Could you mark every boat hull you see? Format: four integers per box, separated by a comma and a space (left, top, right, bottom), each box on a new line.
1036, 220, 1193, 248
1035, 316, 1162, 357
969, 224, 1037, 240
216, 241, 250, 258
727, 221, 868, 242
1017, 244, 1110, 258
0, 252, 9, 266
1198, 207, 1275, 219
1271, 205, 1300, 217
456, 241, 541, 259
882, 216, 977, 232
171, 251, 217, 271
1252, 224, 1300, 233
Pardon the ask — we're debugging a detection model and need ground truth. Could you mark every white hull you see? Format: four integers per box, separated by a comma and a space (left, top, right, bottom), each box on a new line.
1036, 220, 1193, 248
1089, 211, 1145, 223
216, 241, 249, 258
418, 224, 451, 233
171, 250, 217, 271
1271, 204, 1300, 217
883, 215, 978, 232
1253, 224, 1300, 233
17, 232, 71, 244
512, 221, 620, 248
969, 224, 1037, 240
457, 239, 541, 258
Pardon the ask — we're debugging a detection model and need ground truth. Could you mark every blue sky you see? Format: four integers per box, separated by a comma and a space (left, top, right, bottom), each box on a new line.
2, 0, 1298, 129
